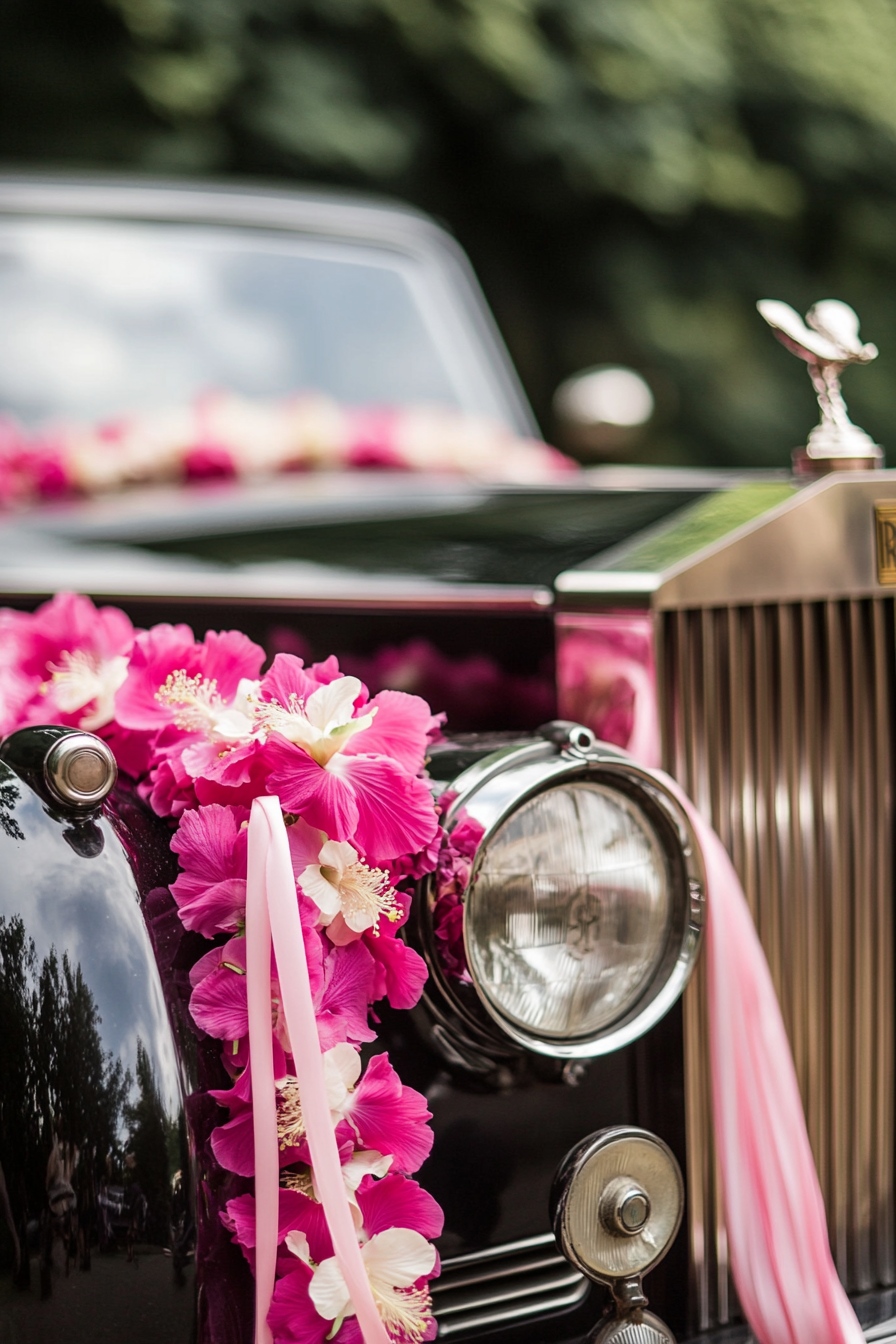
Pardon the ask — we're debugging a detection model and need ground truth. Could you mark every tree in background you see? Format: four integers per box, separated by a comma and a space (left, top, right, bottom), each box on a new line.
3, 0, 896, 466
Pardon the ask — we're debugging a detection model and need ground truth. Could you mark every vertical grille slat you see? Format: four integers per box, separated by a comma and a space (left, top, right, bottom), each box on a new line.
852, 601, 875, 1289
875, 601, 895, 1284
661, 599, 896, 1333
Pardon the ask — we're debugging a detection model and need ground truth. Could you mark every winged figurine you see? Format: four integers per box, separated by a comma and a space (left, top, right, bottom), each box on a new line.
757, 298, 882, 470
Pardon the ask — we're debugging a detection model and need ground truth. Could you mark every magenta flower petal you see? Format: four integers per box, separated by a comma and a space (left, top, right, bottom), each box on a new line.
263, 736, 360, 837
346, 1053, 433, 1173
171, 803, 249, 937
366, 932, 428, 1012
314, 941, 376, 1048
197, 627, 266, 696
333, 1321, 363, 1344
356, 1173, 444, 1241
114, 623, 197, 729
190, 961, 248, 1041
12, 591, 135, 676
343, 688, 438, 774
211, 1107, 256, 1177
226, 1190, 333, 1262
331, 754, 439, 864
268, 1261, 326, 1344
261, 653, 342, 708
286, 816, 327, 873
279, 1190, 334, 1265
0, 591, 137, 732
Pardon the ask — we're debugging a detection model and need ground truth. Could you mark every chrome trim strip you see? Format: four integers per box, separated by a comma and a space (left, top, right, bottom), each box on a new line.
435, 1282, 590, 1338
433, 1232, 590, 1338
0, 561, 554, 613
554, 571, 660, 595
867, 1317, 896, 1342
434, 1267, 584, 1316
436, 1231, 556, 1270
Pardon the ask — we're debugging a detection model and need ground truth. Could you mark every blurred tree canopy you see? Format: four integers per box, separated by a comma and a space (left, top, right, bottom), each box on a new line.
3, 0, 896, 465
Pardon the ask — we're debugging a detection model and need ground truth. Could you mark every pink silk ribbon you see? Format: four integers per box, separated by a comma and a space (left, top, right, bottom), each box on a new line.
247, 797, 391, 1344
246, 806, 278, 1344
660, 776, 865, 1344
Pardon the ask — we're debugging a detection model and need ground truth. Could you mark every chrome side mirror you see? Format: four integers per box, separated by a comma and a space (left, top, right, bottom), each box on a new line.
552, 366, 654, 460
551, 1127, 683, 1343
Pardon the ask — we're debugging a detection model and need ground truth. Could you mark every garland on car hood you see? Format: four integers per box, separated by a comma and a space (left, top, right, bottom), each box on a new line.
0, 590, 467, 1344
0, 392, 576, 506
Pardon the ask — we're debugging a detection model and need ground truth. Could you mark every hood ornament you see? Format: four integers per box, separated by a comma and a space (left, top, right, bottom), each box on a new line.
758, 298, 882, 474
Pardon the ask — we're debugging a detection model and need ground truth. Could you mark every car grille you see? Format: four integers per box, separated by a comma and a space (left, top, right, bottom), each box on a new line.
661, 600, 896, 1332
432, 1232, 589, 1337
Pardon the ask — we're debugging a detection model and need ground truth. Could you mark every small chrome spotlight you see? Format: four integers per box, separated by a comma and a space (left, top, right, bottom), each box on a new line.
551, 1126, 683, 1343
44, 732, 118, 808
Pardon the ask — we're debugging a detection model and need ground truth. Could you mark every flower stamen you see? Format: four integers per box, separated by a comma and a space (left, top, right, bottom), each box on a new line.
156, 669, 223, 732
281, 1165, 315, 1198
327, 862, 401, 935
276, 1077, 305, 1150
371, 1283, 433, 1343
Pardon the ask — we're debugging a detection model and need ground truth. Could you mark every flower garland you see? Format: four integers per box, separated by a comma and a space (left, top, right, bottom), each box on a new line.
0, 391, 576, 507
0, 590, 450, 1344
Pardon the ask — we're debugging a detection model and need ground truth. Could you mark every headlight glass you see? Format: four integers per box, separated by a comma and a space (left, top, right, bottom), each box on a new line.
466, 782, 670, 1041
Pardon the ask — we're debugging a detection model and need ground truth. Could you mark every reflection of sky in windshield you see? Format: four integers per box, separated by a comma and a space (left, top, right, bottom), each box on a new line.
1, 784, 183, 1122
0, 219, 466, 425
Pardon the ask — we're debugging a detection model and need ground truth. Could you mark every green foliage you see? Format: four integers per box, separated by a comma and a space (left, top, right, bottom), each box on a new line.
2, 0, 896, 464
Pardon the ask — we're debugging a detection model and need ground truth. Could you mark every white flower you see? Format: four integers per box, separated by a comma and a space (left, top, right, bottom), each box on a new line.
254, 675, 376, 765
289, 1226, 436, 1343
300, 840, 401, 936
280, 1149, 392, 1213
46, 650, 130, 731
275, 1042, 361, 1148
155, 672, 259, 741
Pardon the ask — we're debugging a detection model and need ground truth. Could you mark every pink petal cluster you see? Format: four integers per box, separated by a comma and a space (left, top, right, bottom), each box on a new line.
0, 600, 448, 1344
430, 797, 486, 983
0, 592, 136, 740
0, 393, 576, 507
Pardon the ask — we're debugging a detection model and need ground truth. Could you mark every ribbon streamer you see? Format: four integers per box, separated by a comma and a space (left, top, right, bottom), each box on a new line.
246, 810, 278, 1344
662, 778, 864, 1344
247, 797, 391, 1344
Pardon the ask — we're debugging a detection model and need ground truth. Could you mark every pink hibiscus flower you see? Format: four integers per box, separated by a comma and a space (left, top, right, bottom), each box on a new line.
257, 655, 440, 863
171, 804, 251, 937
0, 591, 136, 734
212, 1046, 431, 1179
190, 933, 375, 1054
268, 1175, 442, 1344
115, 622, 266, 813
170, 807, 323, 939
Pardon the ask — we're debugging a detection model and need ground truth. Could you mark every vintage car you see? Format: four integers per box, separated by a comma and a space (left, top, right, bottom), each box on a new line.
0, 176, 891, 1344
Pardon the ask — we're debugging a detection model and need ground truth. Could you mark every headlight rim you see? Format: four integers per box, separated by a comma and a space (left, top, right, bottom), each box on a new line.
418, 732, 705, 1062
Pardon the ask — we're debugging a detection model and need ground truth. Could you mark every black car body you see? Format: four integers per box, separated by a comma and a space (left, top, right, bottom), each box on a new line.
0, 178, 893, 1344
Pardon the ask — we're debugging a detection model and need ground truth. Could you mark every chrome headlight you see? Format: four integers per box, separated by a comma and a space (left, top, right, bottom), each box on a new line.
420, 724, 704, 1060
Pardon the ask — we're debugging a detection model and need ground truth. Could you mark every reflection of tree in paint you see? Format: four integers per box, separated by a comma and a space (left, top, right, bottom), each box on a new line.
0, 915, 129, 1274
0, 774, 23, 843
124, 1041, 177, 1246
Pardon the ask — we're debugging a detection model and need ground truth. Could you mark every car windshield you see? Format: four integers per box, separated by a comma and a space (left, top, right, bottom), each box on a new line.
0, 216, 516, 429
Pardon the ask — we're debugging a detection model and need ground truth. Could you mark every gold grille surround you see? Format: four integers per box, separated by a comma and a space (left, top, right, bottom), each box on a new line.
660, 600, 896, 1332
